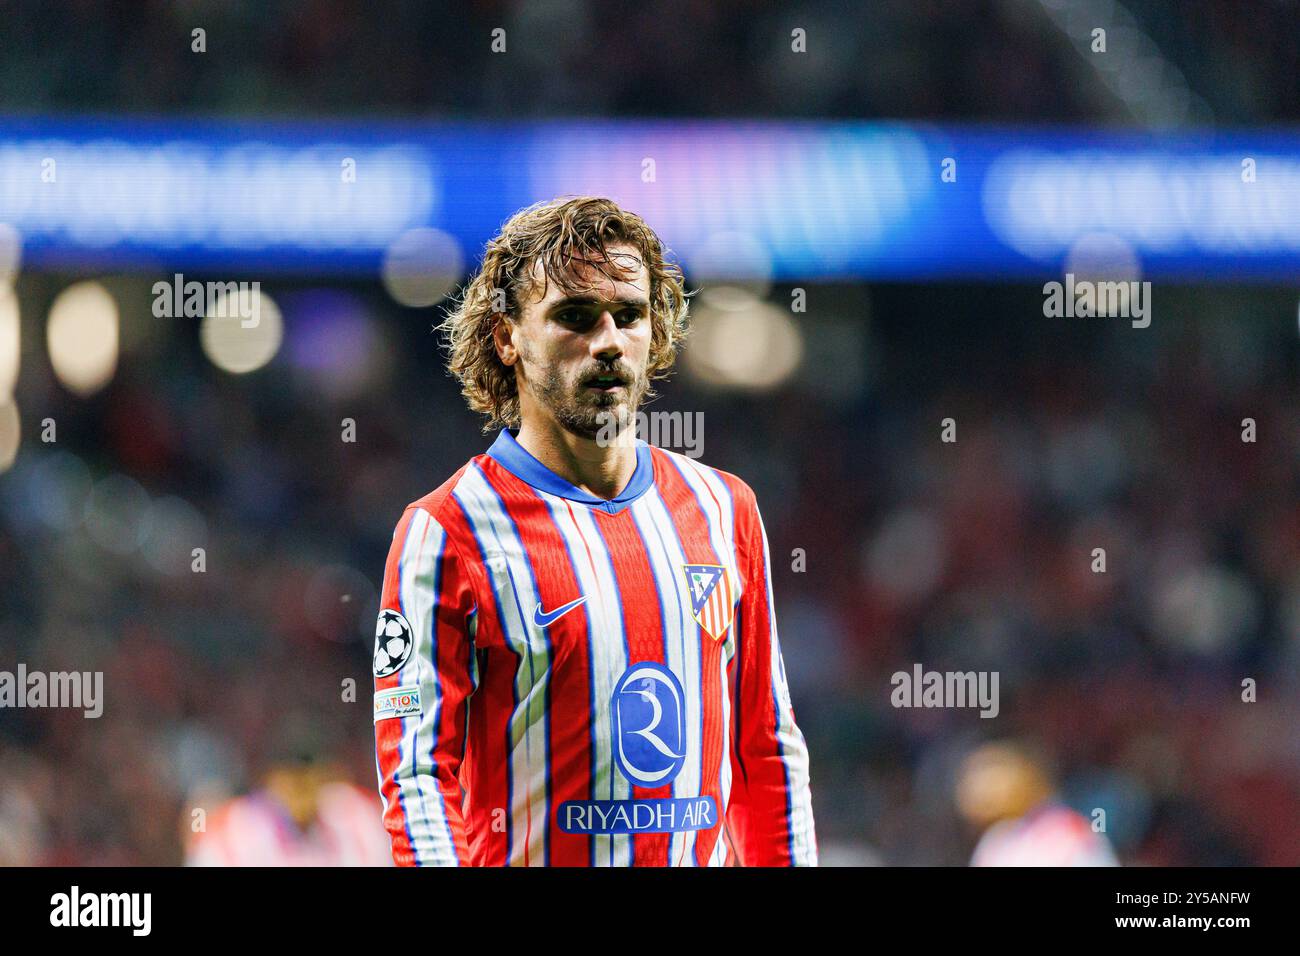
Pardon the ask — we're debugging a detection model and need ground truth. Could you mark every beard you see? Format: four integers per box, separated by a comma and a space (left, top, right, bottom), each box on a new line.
526, 355, 649, 443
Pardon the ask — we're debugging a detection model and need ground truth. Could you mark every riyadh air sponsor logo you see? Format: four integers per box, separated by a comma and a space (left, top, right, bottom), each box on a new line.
532, 595, 587, 628
560, 663, 714, 835
612, 662, 686, 787
558, 796, 718, 835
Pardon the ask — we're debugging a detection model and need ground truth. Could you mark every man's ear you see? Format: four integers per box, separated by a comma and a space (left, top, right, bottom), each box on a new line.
492, 313, 518, 367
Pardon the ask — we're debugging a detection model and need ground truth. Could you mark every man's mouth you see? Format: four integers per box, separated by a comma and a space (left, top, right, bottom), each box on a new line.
583, 373, 628, 392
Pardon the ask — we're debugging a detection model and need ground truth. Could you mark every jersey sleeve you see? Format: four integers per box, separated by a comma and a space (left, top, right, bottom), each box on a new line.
374, 505, 478, 866
725, 491, 819, 866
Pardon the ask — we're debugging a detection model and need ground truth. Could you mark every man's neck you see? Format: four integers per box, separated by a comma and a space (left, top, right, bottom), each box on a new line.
514, 417, 638, 501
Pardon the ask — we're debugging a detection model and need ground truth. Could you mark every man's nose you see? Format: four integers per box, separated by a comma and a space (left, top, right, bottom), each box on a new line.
588, 310, 624, 360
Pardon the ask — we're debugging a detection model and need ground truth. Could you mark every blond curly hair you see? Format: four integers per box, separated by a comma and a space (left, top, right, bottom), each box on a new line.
439, 196, 690, 431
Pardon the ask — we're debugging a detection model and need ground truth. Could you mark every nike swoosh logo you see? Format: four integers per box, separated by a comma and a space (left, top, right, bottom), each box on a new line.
533, 596, 587, 628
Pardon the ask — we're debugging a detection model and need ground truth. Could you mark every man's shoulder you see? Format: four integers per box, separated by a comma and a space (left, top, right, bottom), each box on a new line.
646, 444, 759, 513
400, 455, 490, 531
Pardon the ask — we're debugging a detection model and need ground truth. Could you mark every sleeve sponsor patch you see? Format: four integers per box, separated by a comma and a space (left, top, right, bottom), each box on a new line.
374, 685, 422, 722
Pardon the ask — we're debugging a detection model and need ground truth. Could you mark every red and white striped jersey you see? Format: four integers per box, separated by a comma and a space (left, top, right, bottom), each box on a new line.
373, 428, 817, 866
971, 803, 1119, 867
186, 784, 393, 867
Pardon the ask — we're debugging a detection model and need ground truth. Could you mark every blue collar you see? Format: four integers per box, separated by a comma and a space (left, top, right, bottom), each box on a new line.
486, 428, 655, 514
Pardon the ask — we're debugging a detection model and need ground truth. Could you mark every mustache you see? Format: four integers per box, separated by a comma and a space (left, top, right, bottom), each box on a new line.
577, 363, 637, 386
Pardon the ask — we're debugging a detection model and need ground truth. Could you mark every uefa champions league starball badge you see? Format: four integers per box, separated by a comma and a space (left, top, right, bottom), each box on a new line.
373, 609, 415, 677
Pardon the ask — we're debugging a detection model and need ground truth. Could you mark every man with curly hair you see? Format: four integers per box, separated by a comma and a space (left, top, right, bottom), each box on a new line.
373, 196, 817, 866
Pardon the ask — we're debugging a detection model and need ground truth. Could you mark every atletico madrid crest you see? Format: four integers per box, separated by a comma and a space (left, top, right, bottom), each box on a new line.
682, 564, 735, 641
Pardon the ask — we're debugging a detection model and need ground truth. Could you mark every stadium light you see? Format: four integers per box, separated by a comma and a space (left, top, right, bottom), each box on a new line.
47, 281, 119, 397
0, 288, 18, 401
0, 397, 17, 473
199, 288, 283, 374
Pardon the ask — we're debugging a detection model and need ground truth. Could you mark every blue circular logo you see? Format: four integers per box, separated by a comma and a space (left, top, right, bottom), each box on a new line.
612, 662, 687, 787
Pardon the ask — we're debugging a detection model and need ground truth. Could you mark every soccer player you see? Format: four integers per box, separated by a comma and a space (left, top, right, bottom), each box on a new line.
186, 747, 391, 866
957, 742, 1118, 867
373, 196, 817, 866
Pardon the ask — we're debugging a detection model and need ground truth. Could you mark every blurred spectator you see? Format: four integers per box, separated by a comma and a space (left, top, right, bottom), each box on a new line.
184, 731, 390, 866
957, 741, 1118, 866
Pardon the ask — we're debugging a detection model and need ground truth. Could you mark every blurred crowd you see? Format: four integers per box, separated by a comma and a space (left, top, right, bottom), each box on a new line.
0, 280, 1296, 865
0, 0, 1295, 124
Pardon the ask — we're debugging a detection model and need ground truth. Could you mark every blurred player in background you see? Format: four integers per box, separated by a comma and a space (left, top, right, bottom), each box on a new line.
373, 196, 817, 866
957, 741, 1118, 867
186, 734, 390, 866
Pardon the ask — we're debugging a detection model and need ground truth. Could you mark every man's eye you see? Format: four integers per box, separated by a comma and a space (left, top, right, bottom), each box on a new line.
618, 310, 644, 324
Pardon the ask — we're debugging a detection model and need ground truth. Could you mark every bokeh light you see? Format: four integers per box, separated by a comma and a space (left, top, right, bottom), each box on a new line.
141, 494, 209, 576
0, 398, 18, 473
281, 289, 387, 400
0, 222, 21, 287
200, 287, 283, 374
83, 472, 152, 554
381, 227, 463, 308
27, 451, 93, 531
0, 288, 18, 401
684, 287, 802, 389
47, 281, 119, 397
